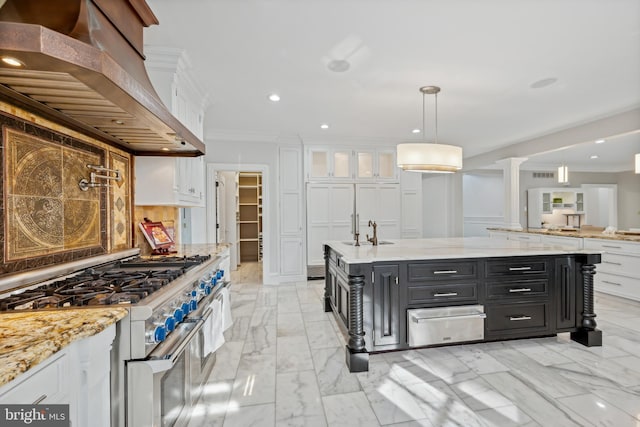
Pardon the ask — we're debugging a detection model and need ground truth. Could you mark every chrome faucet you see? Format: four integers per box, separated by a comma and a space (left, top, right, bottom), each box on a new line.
367, 220, 378, 246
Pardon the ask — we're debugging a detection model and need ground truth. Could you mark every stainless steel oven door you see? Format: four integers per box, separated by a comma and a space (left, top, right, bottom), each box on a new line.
127, 319, 204, 427
189, 306, 216, 404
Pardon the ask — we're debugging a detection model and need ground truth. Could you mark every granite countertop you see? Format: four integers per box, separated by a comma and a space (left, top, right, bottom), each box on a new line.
325, 237, 599, 264
488, 228, 640, 243
0, 307, 128, 387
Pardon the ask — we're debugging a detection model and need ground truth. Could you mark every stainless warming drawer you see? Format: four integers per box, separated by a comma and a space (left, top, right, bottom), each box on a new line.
407, 305, 486, 347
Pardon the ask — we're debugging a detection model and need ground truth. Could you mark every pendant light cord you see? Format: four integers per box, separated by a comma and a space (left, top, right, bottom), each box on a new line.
434, 92, 438, 144
422, 91, 426, 143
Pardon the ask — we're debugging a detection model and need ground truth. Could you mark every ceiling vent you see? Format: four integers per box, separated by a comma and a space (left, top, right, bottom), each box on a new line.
532, 172, 555, 179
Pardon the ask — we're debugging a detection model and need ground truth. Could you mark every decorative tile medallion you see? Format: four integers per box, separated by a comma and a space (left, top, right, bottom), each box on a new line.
3, 127, 102, 261
109, 151, 131, 250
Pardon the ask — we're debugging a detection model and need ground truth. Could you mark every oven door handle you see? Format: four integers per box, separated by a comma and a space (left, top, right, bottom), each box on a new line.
143, 320, 205, 373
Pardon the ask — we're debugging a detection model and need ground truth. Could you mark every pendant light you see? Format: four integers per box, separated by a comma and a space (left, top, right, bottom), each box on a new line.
635, 153, 639, 174
397, 86, 463, 173
558, 164, 569, 183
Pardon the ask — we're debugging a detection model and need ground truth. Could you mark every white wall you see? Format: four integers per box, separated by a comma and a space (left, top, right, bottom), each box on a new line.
462, 171, 504, 236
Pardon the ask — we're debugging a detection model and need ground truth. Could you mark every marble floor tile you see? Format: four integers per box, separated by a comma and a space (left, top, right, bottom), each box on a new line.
450, 377, 514, 411
188, 379, 234, 427
475, 405, 539, 427
275, 370, 326, 426
305, 320, 341, 349
224, 315, 251, 342
413, 347, 478, 384
243, 322, 277, 355
223, 403, 275, 427
210, 341, 244, 381
504, 337, 574, 366
557, 393, 639, 426
250, 306, 278, 327
481, 372, 585, 426
405, 379, 488, 427
276, 335, 314, 373
591, 386, 640, 420
230, 353, 276, 407
485, 347, 587, 398
311, 346, 362, 396
322, 391, 380, 427
277, 312, 306, 337
447, 344, 510, 374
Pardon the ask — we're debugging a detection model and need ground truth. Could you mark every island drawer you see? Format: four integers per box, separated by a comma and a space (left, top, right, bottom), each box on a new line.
408, 261, 478, 281
485, 258, 549, 277
486, 302, 549, 334
486, 279, 548, 299
407, 283, 478, 305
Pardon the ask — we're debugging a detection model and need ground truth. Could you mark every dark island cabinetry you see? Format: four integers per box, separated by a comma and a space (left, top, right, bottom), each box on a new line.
323, 239, 602, 372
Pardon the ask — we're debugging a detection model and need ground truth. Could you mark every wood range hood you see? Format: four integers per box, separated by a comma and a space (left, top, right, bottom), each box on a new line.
0, 0, 205, 156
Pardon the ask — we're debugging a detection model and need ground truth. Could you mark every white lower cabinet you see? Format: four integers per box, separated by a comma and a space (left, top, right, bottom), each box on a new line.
584, 238, 640, 301
540, 234, 584, 249
0, 325, 116, 427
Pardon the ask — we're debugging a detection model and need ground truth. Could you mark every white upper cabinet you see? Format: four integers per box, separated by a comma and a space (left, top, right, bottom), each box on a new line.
135, 156, 205, 206
306, 146, 398, 182
355, 149, 397, 181
308, 148, 353, 180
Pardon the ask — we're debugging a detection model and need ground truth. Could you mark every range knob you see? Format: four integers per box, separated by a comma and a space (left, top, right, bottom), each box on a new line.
189, 289, 198, 298
181, 301, 190, 315
163, 314, 176, 332
173, 307, 185, 323
147, 324, 166, 344
210, 276, 217, 285
190, 299, 197, 312
216, 270, 223, 280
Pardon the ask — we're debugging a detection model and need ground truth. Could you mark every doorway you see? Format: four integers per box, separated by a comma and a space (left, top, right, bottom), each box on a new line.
208, 164, 269, 284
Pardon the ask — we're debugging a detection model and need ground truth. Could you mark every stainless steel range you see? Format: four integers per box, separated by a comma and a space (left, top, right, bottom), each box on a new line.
0, 247, 231, 427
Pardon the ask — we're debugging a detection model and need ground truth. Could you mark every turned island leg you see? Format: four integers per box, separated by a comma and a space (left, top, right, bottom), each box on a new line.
346, 273, 368, 372
571, 256, 603, 346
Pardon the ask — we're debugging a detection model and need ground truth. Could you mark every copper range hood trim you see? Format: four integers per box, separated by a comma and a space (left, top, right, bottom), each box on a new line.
0, 3, 205, 156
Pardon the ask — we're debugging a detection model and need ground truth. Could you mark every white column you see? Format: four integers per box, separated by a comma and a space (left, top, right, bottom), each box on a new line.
495, 157, 528, 230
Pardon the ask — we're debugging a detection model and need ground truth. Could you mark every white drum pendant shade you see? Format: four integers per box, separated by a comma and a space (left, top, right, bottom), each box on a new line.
397, 142, 463, 173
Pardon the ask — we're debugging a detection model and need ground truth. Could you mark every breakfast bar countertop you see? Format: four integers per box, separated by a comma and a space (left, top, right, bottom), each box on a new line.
488, 227, 640, 243
0, 307, 128, 386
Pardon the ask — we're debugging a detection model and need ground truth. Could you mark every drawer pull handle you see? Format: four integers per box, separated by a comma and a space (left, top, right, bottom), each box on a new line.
602, 280, 622, 286
434, 270, 458, 274
33, 394, 47, 404
602, 245, 622, 249
413, 313, 486, 323
434, 292, 458, 297
508, 288, 532, 293
603, 261, 622, 266
509, 267, 532, 271
509, 316, 532, 321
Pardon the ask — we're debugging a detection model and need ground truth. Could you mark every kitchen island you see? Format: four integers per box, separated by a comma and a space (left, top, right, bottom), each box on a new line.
324, 237, 602, 372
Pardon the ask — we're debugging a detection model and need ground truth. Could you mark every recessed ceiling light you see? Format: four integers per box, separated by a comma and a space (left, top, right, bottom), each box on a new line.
530, 77, 558, 89
320, 124, 329, 129
161, 147, 170, 151
590, 155, 599, 159
112, 119, 125, 125
595, 139, 605, 144
1, 56, 24, 67
412, 129, 421, 134
268, 93, 280, 102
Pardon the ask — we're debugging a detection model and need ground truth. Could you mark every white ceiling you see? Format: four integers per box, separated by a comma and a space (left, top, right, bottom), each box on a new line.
144, 0, 640, 172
